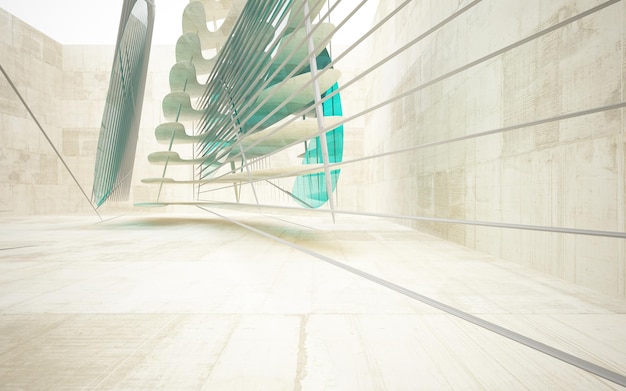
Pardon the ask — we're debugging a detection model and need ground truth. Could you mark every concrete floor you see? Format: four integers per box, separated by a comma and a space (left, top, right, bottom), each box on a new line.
0, 210, 625, 390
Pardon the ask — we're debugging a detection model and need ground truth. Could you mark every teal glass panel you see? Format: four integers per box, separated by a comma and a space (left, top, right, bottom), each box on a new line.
292, 81, 343, 208
187, 1, 346, 188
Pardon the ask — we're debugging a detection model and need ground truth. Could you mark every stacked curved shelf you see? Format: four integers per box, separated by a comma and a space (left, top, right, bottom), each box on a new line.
142, 0, 345, 209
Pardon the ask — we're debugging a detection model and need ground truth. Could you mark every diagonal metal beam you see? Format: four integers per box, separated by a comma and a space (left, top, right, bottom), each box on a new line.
0, 64, 102, 221
197, 206, 626, 388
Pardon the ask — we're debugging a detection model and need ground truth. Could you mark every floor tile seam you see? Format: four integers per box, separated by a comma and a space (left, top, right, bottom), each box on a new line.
197, 206, 626, 388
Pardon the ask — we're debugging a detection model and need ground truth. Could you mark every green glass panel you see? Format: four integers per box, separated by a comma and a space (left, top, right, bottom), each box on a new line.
292, 81, 343, 208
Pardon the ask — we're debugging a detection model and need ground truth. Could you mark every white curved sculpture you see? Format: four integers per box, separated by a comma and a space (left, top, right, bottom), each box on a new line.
175, 33, 219, 74
182, 0, 244, 50
162, 91, 206, 121
253, 70, 341, 114
142, 0, 344, 207
169, 63, 207, 97
143, 163, 326, 184
155, 122, 203, 144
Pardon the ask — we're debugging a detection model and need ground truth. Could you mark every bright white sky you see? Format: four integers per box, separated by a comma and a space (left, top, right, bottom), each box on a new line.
0, 0, 378, 45
0, 0, 190, 44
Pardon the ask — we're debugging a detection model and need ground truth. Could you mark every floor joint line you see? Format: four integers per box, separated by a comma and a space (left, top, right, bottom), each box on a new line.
196, 205, 626, 388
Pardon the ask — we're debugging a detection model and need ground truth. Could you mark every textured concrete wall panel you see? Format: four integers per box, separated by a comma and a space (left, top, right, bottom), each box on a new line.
0, 9, 176, 215
365, 0, 626, 298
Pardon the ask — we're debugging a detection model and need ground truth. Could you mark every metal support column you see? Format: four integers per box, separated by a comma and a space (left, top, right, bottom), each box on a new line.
303, 1, 336, 222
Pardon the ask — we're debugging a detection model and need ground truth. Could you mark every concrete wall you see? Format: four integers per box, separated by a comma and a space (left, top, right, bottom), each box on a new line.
2, 2, 625, 300
0, 7, 368, 215
0, 8, 66, 214
361, 0, 625, 299
0, 8, 176, 215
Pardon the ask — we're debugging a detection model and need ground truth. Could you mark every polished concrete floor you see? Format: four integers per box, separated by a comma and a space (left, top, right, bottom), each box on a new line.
0, 210, 625, 390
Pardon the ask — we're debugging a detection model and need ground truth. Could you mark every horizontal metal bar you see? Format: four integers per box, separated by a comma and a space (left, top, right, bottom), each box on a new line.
198, 206, 626, 388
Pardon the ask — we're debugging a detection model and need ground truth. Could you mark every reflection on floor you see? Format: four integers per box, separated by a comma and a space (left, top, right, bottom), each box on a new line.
0, 211, 625, 390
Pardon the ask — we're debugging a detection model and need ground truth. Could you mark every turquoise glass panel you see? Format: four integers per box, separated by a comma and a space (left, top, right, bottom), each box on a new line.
292, 82, 343, 208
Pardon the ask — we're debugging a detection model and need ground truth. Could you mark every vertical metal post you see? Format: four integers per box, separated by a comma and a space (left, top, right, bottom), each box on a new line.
223, 79, 261, 212
157, 104, 181, 202
303, 1, 336, 222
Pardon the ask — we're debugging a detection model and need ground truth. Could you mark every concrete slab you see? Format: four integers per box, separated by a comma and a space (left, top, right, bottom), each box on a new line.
0, 212, 625, 389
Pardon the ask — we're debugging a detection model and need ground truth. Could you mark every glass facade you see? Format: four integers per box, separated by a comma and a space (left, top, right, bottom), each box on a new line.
92, 0, 154, 206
